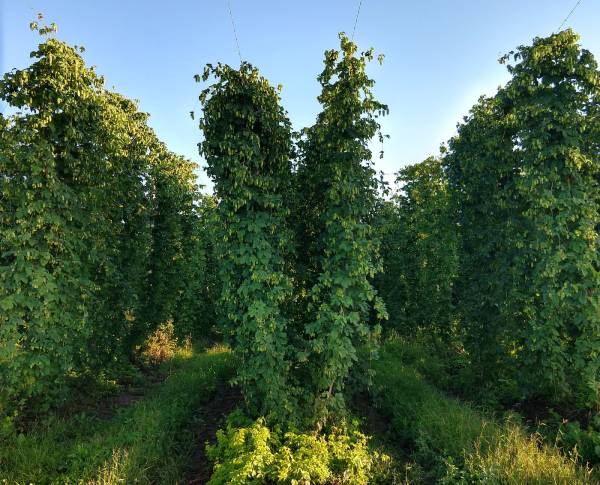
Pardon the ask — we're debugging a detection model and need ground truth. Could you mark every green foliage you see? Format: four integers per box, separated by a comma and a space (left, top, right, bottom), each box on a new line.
83, 92, 157, 365
445, 93, 519, 391
370, 199, 409, 333
207, 413, 382, 485
197, 34, 391, 431
139, 146, 201, 346
0, 27, 133, 414
555, 417, 600, 466
445, 30, 600, 407
375, 157, 458, 339
198, 62, 298, 423
0, 19, 208, 421
198, 34, 389, 430
175, 194, 222, 341
294, 33, 388, 426
0, 346, 235, 484
500, 30, 600, 407
6, 20, 600, 483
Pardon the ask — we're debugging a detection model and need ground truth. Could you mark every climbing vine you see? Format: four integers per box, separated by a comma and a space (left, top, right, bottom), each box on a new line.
501, 30, 600, 406
295, 33, 388, 425
376, 157, 458, 340
445, 93, 521, 389
198, 62, 298, 423
0, 25, 120, 412
141, 146, 199, 341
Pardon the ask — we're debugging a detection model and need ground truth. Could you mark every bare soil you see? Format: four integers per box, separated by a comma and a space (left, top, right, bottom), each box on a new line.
184, 385, 244, 484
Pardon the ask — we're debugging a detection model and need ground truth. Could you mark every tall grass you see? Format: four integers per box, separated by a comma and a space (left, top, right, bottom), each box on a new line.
0, 346, 235, 484
372, 340, 594, 484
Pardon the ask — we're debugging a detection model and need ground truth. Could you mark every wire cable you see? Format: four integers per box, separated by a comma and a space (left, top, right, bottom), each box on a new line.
227, 0, 243, 63
556, 0, 583, 32
351, 0, 364, 41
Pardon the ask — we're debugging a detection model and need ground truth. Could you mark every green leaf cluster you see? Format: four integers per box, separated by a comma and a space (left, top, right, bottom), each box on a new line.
293, 33, 389, 426
198, 62, 298, 423
374, 157, 458, 340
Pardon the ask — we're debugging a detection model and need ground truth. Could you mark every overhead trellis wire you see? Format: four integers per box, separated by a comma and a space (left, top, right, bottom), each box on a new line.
351, 0, 364, 41
227, 0, 243, 63
556, 0, 583, 32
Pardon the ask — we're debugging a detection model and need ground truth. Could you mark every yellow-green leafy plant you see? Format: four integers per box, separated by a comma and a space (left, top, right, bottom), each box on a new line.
141, 320, 178, 366
206, 413, 382, 485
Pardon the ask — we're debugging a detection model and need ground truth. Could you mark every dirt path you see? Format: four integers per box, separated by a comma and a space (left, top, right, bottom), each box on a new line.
184, 385, 244, 484
352, 391, 390, 438
78, 367, 168, 421
352, 391, 413, 482
15, 366, 168, 432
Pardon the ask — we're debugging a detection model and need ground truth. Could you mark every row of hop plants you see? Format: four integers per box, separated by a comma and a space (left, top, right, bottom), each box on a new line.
0, 18, 388, 482
7, 14, 600, 483
0, 17, 217, 430
375, 29, 600, 467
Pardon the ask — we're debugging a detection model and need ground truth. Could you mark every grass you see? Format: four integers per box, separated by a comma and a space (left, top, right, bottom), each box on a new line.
371, 339, 595, 484
2, 337, 593, 484
0, 345, 235, 484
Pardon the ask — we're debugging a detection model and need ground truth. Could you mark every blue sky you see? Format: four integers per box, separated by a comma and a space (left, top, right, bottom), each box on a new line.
2, 0, 600, 192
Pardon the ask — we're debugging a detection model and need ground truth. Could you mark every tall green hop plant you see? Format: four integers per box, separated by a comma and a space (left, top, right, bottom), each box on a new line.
447, 30, 600, 406
82, 92, 156, 365
371, 197, 409, 334
445, 94, 521, 385
142, 146, 199, 340
198, 63, 298, 423
295, 33, 388, 425
0, 22, 120, 412
0, 18, 205, 420
501, 30, 600, 405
